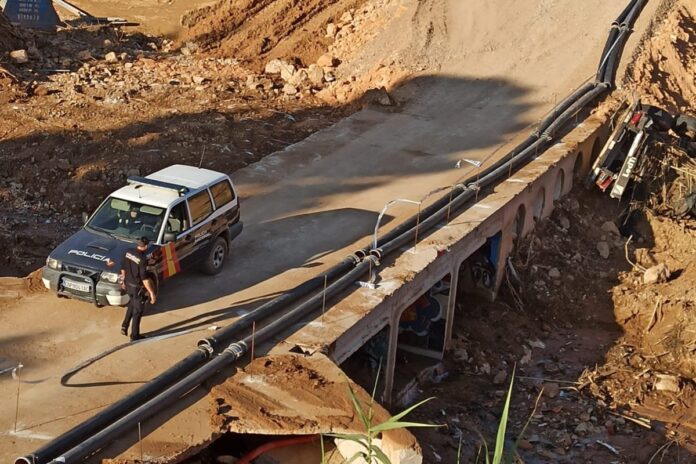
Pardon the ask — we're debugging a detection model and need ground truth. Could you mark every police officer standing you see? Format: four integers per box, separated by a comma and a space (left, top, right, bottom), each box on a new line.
120, 237, 157, 341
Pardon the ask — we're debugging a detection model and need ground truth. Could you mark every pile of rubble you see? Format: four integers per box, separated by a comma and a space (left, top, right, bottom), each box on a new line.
0, 11, 24, 53
402, 181, 696, 463
246, 55, 336, 97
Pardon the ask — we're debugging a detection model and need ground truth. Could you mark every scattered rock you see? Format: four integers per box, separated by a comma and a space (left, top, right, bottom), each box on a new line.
654, 374, 680, 392
57, 159, 72, 171
77, 50, 93, 61
559, 216, 570, 230
596, 241, 610, 259
104, 51, 118, 63
574, 422, 589, 434
601, 220, 621, 236
548, 267, 561, 279
307, 64, 324, 86
33, 85, 49, 97
492, 370, 507, 385
282, 84, 298, 95
453, 348, 468, 362
246, 75, 261, 90
360, 87, 393, 106
543, 382, 560, 398
10, 49, 29, 64
326, 22, 338, 38
288, 69, 308, 87
567, 198, 580, 211
258, 78, 274, 91
643, 263, 670, 284
264, 59, 284, 74
279, 62, 297, 82
180, 41, 199, 56
192, 76, 208, 85
317, 53, 338, 68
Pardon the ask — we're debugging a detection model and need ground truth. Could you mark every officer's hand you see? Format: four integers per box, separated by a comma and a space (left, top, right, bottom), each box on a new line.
150, 293, 157, 305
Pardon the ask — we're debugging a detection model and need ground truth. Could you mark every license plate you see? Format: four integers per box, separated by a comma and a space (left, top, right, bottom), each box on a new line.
63, 279, 91, 293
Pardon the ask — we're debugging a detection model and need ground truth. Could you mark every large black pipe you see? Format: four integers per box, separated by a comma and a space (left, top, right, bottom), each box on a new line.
19, 255, 360, 464
20, 1, 647, 462
596, 27, 620, 80
47, 258, 375, 464
17, 349, 212, 464
601, 0, 647, 85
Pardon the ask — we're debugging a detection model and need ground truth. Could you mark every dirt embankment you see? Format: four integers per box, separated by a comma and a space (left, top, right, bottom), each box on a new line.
405, 2, 696, 462
0, 11, 24, 53
626, 0, 696, 113
179, 0, 364, 71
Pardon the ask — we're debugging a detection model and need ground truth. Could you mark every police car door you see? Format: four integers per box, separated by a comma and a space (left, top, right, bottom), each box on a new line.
184, 188, 216, 262
159, 200, 194, 279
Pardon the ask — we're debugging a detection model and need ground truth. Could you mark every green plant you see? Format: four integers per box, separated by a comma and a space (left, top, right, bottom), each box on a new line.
474, 367, 542, 464
322, 365, 439, 464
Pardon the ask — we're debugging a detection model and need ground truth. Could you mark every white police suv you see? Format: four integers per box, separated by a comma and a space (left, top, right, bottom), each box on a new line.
42, 165, 242, 306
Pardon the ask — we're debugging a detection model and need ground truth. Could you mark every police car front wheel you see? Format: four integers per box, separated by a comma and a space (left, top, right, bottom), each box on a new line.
201, 237, 228, 275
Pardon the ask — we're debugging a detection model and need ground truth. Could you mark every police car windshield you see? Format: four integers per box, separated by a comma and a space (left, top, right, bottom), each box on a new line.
87, 197, 165, 242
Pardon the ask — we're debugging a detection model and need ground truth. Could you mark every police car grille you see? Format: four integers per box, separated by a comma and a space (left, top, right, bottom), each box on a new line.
63, 265, 100, 279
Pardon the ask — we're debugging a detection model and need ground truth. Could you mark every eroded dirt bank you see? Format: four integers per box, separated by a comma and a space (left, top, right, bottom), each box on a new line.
404, 2, 696, 462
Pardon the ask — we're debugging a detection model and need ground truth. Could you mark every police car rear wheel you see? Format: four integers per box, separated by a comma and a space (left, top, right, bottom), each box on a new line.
202, 237, 227, 275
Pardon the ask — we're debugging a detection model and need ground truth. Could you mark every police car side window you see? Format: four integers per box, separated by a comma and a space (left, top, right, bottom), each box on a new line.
166, 202, 189, 234
210, 180, 235, 209
188, 190, 213, 226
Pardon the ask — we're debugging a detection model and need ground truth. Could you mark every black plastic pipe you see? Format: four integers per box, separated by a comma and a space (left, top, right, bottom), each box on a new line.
19, 256, 361, 464
47, 258, 375, 464
15, 348, 212, 464
621, 0, 647, 28
596, 27, 620, 80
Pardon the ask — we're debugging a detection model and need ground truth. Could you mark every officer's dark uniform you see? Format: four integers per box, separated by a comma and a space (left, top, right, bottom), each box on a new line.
121, 245, 149, 340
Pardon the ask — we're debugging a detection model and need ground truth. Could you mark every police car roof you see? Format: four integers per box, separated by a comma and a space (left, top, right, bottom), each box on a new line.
148, 165, 227, 189
110, 165, 228, 209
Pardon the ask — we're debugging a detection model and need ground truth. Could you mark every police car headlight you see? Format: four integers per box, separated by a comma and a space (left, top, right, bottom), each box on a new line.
46, 257, 61, 270
101, 271, 120, 283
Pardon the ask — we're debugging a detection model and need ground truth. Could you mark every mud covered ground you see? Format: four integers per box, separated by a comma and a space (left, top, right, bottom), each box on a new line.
406, 178, 696, 463
0, 20, 359, 276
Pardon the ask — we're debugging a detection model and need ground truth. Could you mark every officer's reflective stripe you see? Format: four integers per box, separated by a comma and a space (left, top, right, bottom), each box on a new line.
162, 243, 181, 279
125, 252, 141, 264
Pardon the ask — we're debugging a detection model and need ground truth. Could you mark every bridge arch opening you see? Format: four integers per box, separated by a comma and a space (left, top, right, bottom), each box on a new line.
533, 187, 545, 220
553, 169, 565, 201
